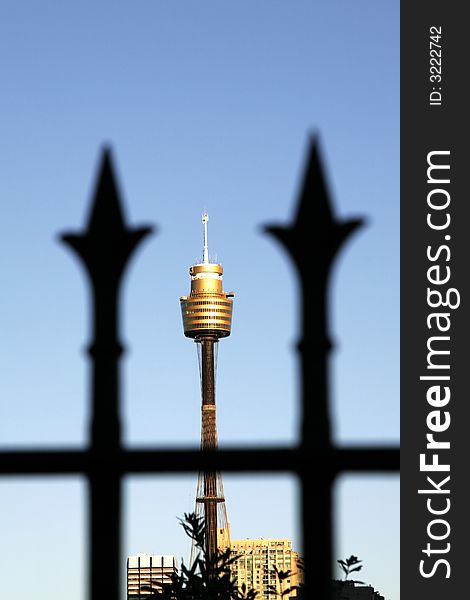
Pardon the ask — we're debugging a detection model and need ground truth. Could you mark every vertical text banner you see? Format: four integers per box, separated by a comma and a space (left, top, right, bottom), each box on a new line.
401, 3, 469, 599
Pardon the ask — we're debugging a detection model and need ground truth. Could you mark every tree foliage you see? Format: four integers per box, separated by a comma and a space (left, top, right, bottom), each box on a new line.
143, 512, 257, 600
336, 555, 363, 584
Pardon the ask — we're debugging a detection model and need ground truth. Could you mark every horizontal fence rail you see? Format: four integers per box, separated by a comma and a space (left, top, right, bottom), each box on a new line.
0, 446, 399, 475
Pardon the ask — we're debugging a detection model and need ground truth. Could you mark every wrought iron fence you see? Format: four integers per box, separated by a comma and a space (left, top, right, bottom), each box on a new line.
0, 138, 399, 600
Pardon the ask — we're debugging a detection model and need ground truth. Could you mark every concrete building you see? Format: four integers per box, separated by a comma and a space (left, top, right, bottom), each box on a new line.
229, 539, 303, 600
127, 553, 178, 598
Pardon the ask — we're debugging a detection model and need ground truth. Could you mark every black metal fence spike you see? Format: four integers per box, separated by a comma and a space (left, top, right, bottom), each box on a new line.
61, 149, 153, 286
264, 138, 366, 599
299, 137, 332, 225
264, 138, 363, 275
88, 147, 126, 231
59, 150, 154, 600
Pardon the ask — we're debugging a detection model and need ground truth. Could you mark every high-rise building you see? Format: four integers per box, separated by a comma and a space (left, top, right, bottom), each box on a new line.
180, 212, 234, 564
228, 539, 303, 600
127, 553, 178, 599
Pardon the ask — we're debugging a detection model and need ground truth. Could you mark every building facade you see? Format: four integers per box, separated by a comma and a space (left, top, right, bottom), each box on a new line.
229, 539, 303, 600
127, 553, 178, 598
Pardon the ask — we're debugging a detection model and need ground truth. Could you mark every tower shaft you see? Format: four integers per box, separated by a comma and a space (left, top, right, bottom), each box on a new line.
200, 336, 219, 562
200, 336, 216, 412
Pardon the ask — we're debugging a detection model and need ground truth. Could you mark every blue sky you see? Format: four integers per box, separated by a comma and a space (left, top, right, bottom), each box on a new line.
0, 2, 399, 599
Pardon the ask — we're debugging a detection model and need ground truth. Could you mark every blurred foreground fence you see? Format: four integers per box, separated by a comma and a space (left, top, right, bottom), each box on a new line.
0, 139, 399, 600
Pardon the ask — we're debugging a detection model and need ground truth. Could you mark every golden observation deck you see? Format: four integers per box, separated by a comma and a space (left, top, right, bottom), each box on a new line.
180, 212, 234, 339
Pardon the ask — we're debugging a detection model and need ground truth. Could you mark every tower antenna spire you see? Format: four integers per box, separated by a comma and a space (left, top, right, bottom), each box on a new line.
202, 211, 209, 264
